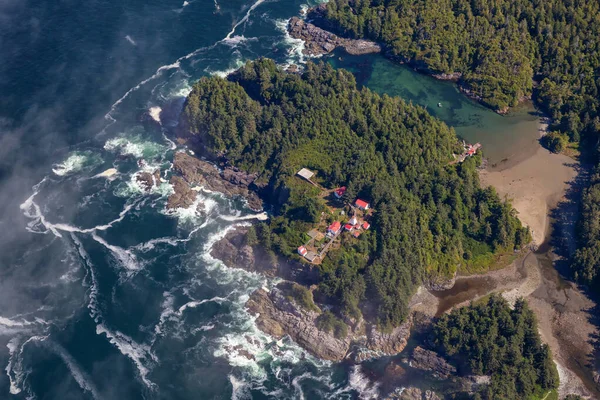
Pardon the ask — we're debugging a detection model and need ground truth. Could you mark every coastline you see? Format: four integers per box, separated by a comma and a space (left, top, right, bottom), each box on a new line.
170, 56, 597, 396
292, 6, 526, 115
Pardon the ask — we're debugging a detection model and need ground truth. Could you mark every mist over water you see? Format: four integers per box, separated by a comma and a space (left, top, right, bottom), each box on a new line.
0, 0, 545, 398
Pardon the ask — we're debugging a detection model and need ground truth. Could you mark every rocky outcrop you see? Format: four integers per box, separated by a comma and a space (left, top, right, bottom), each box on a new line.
366, 318, 412, 355
136, 169, 162, 192
167, 175, 198, 209
425, 273, 456, 291
288, 17, 381, 56
245, 283, 413, 362
210, 226, 320, 284
246, 286, 351, 361
166, 152, 263, 211
387, 387, 441, 400
410, 346, 456, 379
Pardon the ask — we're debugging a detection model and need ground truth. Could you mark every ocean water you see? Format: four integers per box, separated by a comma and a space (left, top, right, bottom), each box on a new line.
0, 0, 541, 399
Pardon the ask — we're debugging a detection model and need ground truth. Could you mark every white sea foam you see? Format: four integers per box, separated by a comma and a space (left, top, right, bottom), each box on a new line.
347, 365, 380, 399
52, 152, 98, 176
5, 335, 48, 395
5, 337, 22, 394
104, 136, 166, 159
177, 296, 227, 314
223, 0, 265, 42
275, 18, 307, 67
125, 35, 137, 46
46, 341, 101, 399
106, 61, 181, 119
229, 374, 251, 400
104, 0, 266, 127
96, 323, 158, 389
91, 232, 142, 273
205, 57, 247, 78
219, 212, 268, 222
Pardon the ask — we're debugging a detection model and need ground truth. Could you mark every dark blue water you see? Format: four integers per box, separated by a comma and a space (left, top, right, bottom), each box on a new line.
0, 1, 379, 398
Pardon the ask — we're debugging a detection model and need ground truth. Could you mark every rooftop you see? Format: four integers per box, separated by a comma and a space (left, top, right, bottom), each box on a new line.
297, 168, 315, 180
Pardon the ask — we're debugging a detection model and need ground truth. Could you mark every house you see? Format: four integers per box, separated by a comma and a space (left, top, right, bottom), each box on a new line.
362, 222, 370, 230
349, 216, 358, 226
334, 186, 347, 199
352, 231, 361, 238
298, 246, 308, 256
297, 168, 315, 181
344, 223, 354, 231
355, 199, 370, 210
327, 221, 341, 236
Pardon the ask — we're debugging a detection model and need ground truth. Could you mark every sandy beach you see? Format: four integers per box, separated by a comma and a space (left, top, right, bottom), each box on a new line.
480, 146, 577, 246
409, 128, 599, 397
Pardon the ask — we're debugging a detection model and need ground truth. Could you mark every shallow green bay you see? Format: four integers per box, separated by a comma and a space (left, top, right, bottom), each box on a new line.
328, 52, 542, 167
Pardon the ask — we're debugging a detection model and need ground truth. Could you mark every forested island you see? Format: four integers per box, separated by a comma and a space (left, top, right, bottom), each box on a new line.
180, 58, 529, 329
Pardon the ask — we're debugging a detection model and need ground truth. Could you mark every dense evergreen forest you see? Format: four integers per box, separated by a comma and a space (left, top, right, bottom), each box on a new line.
319, 0, 600, 294
182, 59, 529, 328
433, 295, 559, 399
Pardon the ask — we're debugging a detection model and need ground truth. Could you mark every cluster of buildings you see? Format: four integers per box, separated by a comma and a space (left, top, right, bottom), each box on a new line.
297, 196, 372, 260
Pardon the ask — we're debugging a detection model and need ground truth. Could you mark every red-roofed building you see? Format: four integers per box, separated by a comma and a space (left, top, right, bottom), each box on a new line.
355, 199, 370, 210
344, 223, 353, 231
327, 221, 342, 236
362, 222, 370, 230
298, 246, 307, 256
334, 186, 347, 199
352, 231, 361, 238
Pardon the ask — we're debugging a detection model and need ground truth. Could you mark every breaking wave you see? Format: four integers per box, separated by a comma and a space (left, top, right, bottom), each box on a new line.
52, 151, 103, 176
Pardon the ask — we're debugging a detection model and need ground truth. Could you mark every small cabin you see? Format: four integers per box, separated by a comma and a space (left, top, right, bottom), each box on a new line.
362, 222, 370, 230
327, 221, 341, 236
298, 246, 308, 256
355, 199, 370, 211
352, 230, 361, 238
334, 186, 347, 199
344, 223, 354, 231
297, 168, 315, 181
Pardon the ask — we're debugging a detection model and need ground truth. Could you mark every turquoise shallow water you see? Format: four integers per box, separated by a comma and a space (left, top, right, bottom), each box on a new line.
0, 1, 544, 398
328, 52, 543, 167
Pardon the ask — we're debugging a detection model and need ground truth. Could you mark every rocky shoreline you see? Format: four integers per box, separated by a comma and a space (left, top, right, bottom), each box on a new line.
288, 17, 381, 56
166, 151, 263, 211
289, 5, 516, 115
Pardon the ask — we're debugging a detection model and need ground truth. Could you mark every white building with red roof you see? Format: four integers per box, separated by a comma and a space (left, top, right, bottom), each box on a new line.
355, 199, 369, 210
327, 221, 341, 236
334, 186, 347, 199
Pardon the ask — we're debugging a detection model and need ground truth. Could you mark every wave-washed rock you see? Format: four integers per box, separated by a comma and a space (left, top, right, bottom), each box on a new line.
136, 169, 162, 192
166, 152, 263, 211
210, 226, 320, 284
386, 387, 442, 400
287, 16, 381, 56
245, 283, 413, 362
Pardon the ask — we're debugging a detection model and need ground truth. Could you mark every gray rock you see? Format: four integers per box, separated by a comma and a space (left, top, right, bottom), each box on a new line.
210, 226, 321, 284
167, 175, 198, 209
245, 282, 413, 362
410, 346, 456, 379
136, 169, 161, 192
287, 17, 381, 57
167, 152, 263, 211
